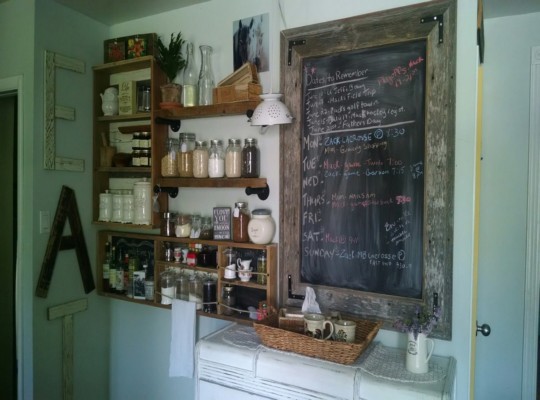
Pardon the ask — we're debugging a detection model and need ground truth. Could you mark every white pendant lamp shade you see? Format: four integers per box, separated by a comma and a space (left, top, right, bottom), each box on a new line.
250, 93, 293, 126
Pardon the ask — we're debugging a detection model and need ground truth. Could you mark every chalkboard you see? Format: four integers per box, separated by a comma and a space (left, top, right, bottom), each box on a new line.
300, 40, 427, 298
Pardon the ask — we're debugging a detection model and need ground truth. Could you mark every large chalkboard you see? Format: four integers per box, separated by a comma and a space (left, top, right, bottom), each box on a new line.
300, 40, 426, 298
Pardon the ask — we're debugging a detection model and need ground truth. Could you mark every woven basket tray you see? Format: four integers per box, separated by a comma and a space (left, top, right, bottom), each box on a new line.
253, 314, 382, 365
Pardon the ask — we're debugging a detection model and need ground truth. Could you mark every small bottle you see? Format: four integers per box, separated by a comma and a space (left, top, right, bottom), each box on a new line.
102, 242, 111, 292
178, 132, 196, 177
182, 42, 199, 107
225, 138, 242, 178
161, 138, 179, 177
186, 244, 197, 267
232, 202, 250, 242
241, 138, 260, 178
193, 140, 209, 178
161, 212, 176, 236
208, 139, 225, 178
198, 45, 215, 106
108, 246, 117, 293
257, 250, 267, 285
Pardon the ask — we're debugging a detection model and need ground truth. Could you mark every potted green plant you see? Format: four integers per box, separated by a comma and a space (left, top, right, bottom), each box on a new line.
156, 32, 186, 105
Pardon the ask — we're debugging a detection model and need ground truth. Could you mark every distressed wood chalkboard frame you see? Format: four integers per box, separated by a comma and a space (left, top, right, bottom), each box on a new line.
280, 0, 456, 339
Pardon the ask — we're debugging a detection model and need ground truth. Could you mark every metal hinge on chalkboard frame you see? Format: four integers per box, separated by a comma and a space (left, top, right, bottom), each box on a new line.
288, 39, 306, 66
420, 14, 444, 43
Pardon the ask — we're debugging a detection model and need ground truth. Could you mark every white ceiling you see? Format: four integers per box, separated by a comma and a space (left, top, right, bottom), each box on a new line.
50, 0, 540, 26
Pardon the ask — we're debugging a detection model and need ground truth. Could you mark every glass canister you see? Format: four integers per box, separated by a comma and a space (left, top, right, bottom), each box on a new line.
98, 190, 113, 222
111, 192, 123, 223
175, 271, 190, 301
182, 42, 199, 107
133, 178, 152, 225
208, 139, 225, 178
221, 285, 236, 316
242, 138, 260, 178
193, 140, 209, 178
161, 212, 176, 236
200, 216, 213, 240
160, 269, 175, 305
225, 138, 242, 178
178, 132, 196, 177
190, 213, 201, 238
189, 274, 203, 310
203, 277, 217, 313
232, 201, 250, 242
198, 45, 215, 106
161, 138, 179, 177
175, 214, 192, 237
121, 190, 134, 223
248, 208, 276, 244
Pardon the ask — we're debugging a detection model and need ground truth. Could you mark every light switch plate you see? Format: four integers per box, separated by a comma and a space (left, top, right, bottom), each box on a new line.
40, 211, 50, 234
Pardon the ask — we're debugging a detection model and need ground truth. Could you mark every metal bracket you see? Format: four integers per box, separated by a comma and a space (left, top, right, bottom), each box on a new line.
288, 39, 306, 66
155, 117, 181, 132
245, 183, 270, 200
154, 185, 178, 199
288, 274, 305, 300
420, 14, 444, 44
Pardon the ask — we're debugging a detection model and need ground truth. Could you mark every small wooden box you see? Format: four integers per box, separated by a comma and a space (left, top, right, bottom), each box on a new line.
213, 83, 262, 104
103, 33, 157, 63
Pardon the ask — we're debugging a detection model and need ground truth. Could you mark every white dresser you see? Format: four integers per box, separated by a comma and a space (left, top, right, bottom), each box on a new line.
196, 324, 455, 400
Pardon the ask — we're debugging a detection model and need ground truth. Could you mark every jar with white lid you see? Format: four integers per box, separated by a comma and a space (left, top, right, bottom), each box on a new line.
247, 209, 275, 244
161, 138, 179, 177
225, 138, 242, 178
193, 140, 209, 178
178, 132, 196, 177
208, 139, 225, 178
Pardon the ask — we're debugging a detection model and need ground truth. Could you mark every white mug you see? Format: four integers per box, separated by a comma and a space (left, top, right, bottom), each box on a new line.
406, 332, 435, 373
237, 258, 252, 271
304, 313, 334, 340
332, 320, 356, 343
224, 264, 236, 279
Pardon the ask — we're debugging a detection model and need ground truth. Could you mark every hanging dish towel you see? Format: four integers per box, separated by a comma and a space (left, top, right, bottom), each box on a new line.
169, 299, 197, 378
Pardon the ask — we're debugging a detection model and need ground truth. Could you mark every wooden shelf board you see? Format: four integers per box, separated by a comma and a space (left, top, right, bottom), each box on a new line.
118, 124, 151, 134
155, 177, 267, 189
154, 100, 260, 120
97, 113, 151, 122
96, 166, 151, 173
93, 55, 154, 72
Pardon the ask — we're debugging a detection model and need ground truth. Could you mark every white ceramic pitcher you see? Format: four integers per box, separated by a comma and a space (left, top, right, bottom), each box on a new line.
406, 332, 434, 374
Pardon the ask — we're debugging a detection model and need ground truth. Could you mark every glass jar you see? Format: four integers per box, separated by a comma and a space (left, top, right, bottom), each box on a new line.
208, 139, 225, 178
203, 277, 217, 313
160, 269, 175, 305
190, 213, 201, 238
182, 42, 199, 107
186, 244, 197, 267
257, 250, 267, 285
178, 132, 196, 177
132, 132, 141, 148
139, 148, 151, 167
225, 138, 242, 178
232, 202, 250, 242
175, 214, 192, 237
163, 241, 174, 262
197, 245, 211, 267
161, 138, 179, 177
139, 131, 151, 148
131, 148, 141, 167
241, 138, 260, 178
193, 140, 209, 178
248, 209, 276, 244
161, 212, 176, 236
198, 45, 215, 106
175, 272, 189, 301
189, 274, 203, 310
200, 216, 213, 240
221, 285, 236, 316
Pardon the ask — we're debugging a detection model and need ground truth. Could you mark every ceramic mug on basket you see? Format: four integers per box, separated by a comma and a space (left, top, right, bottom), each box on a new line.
332, 320, 357, 343
304, 313, 334, 340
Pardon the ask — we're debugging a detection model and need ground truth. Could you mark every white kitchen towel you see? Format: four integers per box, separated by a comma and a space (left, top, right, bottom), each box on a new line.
169, 299, 197, 378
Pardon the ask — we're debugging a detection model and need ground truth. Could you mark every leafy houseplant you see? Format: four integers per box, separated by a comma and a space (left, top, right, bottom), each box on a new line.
156, 32, 186, 104
393, 305, 441, 339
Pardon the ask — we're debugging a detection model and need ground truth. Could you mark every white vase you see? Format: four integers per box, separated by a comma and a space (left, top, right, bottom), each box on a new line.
406, 332, 434, 374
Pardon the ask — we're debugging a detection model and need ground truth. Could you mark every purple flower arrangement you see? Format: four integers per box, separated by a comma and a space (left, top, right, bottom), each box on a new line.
393, 305, 441, 339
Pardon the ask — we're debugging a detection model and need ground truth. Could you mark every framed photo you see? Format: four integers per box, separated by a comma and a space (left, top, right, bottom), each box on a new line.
104, 39, 126, 63
103, 33, 157, 63
233, 13, 269, 72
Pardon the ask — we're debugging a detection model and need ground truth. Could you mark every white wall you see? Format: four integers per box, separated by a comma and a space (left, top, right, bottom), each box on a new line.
476, 12, 540, 399
107, 1, 478, 399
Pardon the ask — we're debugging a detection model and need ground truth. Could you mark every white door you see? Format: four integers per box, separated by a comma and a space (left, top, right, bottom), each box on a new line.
474, 46, 540, 399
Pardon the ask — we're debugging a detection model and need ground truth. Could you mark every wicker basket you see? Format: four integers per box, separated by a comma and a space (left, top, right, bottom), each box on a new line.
253, 314, 382, 365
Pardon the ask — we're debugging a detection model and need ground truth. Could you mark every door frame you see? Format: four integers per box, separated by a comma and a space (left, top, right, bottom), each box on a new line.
522, 45, 540, 399
0, 75, 27, 400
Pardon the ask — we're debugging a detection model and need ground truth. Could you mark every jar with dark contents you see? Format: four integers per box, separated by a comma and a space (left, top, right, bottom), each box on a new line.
203, 277, 217, 313
160, 212, 176, 236
221, 285, 236, 315
241, 138, 260, 178
232, 202, 250, 242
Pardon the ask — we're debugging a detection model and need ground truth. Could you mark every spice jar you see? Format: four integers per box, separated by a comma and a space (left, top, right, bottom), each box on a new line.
248, 209, 276, 244
225, 138, 242, 178
161, 212, 176, 236
178, 132, 196, 177
257, 250, 267, 285
221, 285, 236, 315
233, 202, 250, 242
193, 140, 209, 178
162, 138, 179, 177
186, 244, 197, 267
241, 138, 260, 178
208, 139, 225, 178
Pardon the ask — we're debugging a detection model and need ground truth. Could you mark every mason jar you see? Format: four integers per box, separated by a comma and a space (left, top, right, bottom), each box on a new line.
161, 138, 179, 177
208, 139, 225, 178
232, 201, 250, 243
178, 132, 196, 177
241, 138, 260, 178
225, 138, 242, 178
193, 140, 209, 178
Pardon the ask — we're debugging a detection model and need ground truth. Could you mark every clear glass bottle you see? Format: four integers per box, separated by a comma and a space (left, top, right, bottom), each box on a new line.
198, 45, 215, 106
208, 139, 225, 178
225, 138, 242, 178
182, 42, 198, 107
241, 138, 260, 178
232, 201, 250, 242
161, 138, 179, 177
193, 140, 209, 178
178, 132, 196, 177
